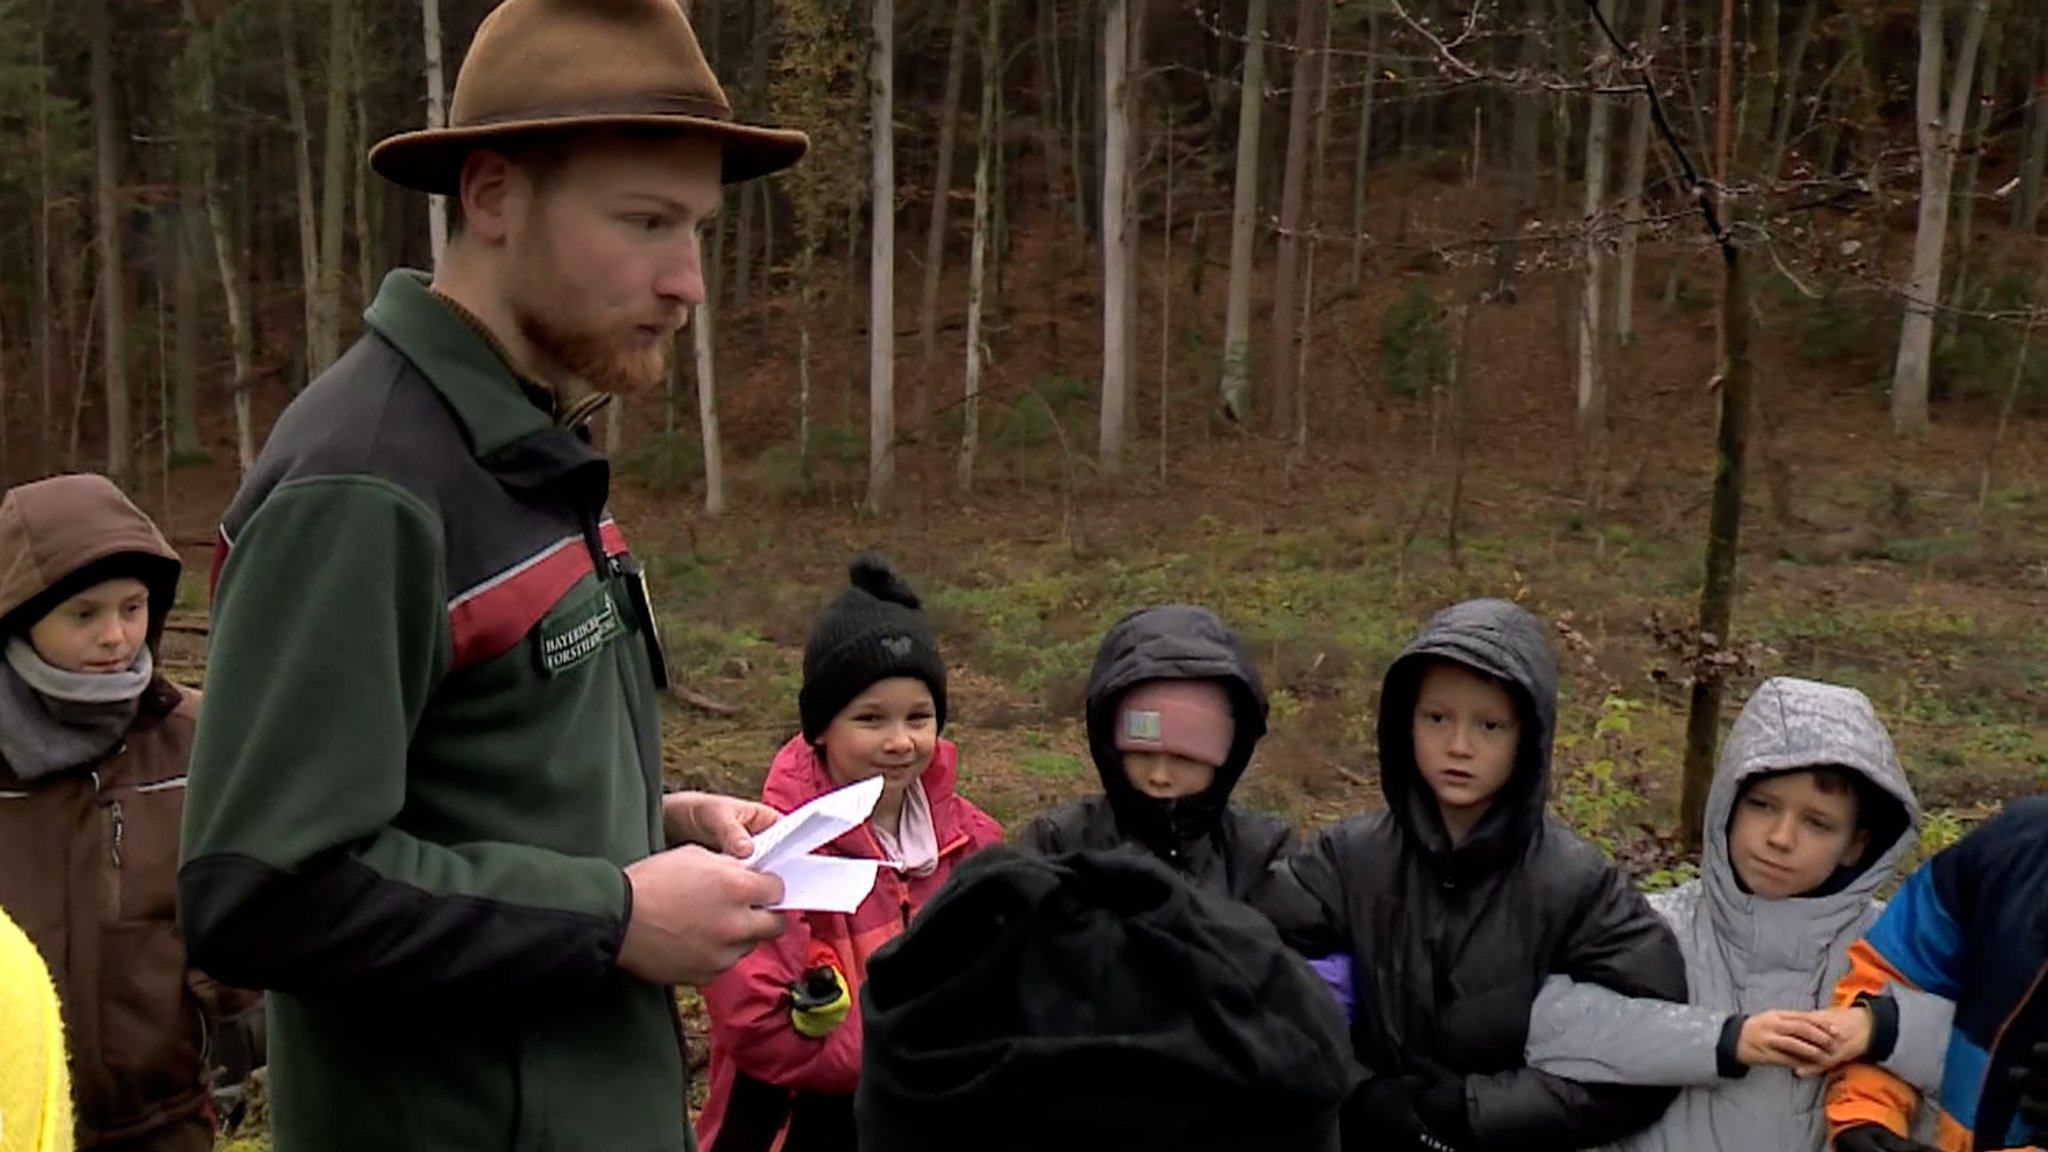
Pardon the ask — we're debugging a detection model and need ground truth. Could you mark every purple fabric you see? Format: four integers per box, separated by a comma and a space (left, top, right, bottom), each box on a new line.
1308, 954, 1355, 1023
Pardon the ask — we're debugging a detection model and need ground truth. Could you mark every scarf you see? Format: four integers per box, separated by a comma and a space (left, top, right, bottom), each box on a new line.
872, 780, 941, 879
0, 638, 152, 781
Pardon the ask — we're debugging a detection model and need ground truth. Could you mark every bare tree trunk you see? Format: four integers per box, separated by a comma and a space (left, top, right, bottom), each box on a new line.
1160, 100, 1174, 482
1763, 0, 1820, 181
866, 0, 898, 513
1267, 0, 1320, 438
1035, 0, 1067, 214
917, 0, 973, 437
1348, 0, 1381, 291
2015, 25, 2048, 233
89, 0, 130, 485
1060, 0, 1090, 246
1578, 0, 1619, 454
1291, 0, 1335, 466
1219, 0, 1268, 422
1941, 25, 2002, 377
354, 5, 376, 305
1098, 0, 1132, 473
173, 177, 203, 457
1891, 0, 1992, 437
959, 0, 1001, 494
1977, 296, 2035, 513
1494, 0, 1547, 298
732, 16, 767, 306
183, 0, 256, 473
282, 0, 322, 384
1614, 0, 1664, 343
422, 0, 448, 262
312, 0, 352, 376
1679, 0, 1757, 857
36, 16, 55, 473
695, 304, 725, 515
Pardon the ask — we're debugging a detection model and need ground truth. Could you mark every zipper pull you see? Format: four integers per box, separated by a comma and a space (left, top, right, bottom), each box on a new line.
109, 799, 125, 868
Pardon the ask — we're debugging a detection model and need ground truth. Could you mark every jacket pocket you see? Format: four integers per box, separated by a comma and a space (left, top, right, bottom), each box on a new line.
109, 774, 187, 923
96, 919, 207, 1130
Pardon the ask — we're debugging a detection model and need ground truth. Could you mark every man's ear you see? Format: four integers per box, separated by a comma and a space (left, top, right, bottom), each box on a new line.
456, 148, 521, 244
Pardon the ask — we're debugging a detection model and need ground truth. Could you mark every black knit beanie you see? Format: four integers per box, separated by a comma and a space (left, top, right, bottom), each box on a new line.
798, 552, 948, 742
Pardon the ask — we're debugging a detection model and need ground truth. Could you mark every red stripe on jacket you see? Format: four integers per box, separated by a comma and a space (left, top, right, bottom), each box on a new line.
694, 735, 1003, 1152
445, 520, 628, 669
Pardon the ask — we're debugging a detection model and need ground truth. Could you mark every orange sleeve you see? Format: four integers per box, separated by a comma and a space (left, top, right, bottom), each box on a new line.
1826, 939, 1919, 1140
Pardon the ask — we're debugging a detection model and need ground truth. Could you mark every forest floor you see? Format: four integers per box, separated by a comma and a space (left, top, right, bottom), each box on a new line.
131, 178, 2046, 1146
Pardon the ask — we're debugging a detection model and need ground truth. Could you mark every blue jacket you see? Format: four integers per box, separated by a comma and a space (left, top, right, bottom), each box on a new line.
1827, 796, 2048, 1151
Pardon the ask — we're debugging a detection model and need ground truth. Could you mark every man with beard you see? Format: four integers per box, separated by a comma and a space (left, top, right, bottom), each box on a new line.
177, 3, 809, 1149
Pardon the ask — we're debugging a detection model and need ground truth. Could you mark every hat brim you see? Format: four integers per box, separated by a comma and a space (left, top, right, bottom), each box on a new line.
368, 114, 811, 195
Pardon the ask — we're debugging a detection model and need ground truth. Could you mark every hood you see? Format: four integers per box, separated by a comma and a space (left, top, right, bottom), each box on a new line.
765, 733, 965, 857
1376, 598, 1558, 877
1703, 677, 1920, 963
1083, 605, 1269, 853
0, 474, 182, 651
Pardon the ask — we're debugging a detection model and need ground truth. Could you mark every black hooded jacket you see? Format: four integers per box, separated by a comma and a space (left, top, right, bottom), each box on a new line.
1254, 599, 1687, 1152
1021, 604, 1294, 901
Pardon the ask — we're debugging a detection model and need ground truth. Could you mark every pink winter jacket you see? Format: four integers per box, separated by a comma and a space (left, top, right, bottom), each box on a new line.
694, 735, 1003, 1152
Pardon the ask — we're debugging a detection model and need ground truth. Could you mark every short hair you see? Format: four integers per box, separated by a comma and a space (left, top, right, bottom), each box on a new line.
1741, 765, 1869, 831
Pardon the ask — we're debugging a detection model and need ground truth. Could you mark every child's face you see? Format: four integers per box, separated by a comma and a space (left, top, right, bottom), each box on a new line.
1411, 661, 1521, 833
819, 677, 937, 800
1120, 750, 1217, 801
27, 577, 150, 675
1727, 770, 1869, 899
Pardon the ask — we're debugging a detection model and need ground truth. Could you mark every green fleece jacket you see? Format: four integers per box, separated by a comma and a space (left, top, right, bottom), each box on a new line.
179, 270, 692, 1151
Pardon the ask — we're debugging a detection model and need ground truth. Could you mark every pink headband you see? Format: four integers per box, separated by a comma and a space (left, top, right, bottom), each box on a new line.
1114, 680, 1235, 769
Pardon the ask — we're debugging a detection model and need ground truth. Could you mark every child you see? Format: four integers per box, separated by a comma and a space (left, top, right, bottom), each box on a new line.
0, 472, 262, 1152
1255, 597, 1688, 1152
696, 553, 1004, 1152
1021, 603, 1291, 901
1523, 676, 1951, 1151
1824, 796, 2048, 1152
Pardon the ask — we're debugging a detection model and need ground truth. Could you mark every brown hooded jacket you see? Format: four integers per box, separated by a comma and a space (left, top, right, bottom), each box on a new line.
0, 473, 258, 1149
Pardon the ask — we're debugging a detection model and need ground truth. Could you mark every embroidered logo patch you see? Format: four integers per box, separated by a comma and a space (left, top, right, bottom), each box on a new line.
1122, 709, 1163, 742
538, 590, 625, 676
881, 635, 914, 658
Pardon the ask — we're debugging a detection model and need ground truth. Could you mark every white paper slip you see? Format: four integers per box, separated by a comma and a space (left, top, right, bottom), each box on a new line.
744, 774, 884, 871
744, 775, 885, 912
767, 855, 882, 914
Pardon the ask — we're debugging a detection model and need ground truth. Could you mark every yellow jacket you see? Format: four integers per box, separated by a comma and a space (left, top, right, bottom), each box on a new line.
0, 905, 72, 1152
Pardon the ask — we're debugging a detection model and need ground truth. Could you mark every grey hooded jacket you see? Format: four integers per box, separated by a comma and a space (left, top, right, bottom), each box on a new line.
1524, 676, 1953, 1152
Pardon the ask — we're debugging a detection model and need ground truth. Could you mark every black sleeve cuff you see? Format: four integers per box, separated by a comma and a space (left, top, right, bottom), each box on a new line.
1717, 1014, 1751, 1078
1856, 991, 1901, 1063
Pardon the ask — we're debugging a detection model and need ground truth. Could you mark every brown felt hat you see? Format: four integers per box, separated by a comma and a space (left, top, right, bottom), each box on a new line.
369, 0, 809, 195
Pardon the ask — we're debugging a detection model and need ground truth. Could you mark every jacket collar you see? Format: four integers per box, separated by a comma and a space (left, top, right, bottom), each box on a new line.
362, 269, 612, 511
762, 734, 969, 859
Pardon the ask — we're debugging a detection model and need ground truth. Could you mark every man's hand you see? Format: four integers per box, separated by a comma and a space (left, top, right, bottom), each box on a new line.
1832, 1123, 1940, 1152
617, 845, 787, 986
1738, 1010, 1842, 1070
663, 790, 782, 856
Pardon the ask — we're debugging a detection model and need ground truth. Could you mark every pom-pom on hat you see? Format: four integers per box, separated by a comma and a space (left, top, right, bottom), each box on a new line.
799, 552, 948, 742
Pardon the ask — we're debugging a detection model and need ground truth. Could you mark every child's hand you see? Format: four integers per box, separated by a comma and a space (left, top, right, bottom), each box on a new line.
1790, 1005, 1875, 1076
1737, 1010, 1841, 1070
